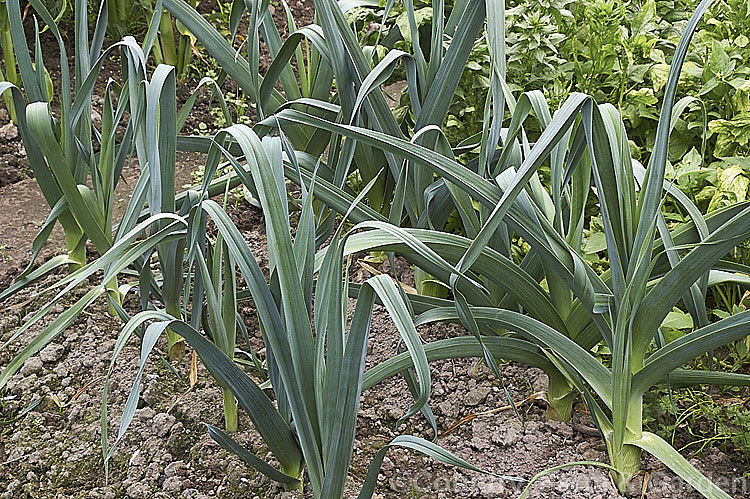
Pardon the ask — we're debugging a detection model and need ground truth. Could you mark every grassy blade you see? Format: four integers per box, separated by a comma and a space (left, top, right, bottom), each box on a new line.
631, 432, 731, 499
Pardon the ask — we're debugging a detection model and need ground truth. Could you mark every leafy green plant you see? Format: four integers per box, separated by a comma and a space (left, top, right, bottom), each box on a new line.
209, 87, 254, 127
644, 387, 750, 468
0, 0, 20, 122
98, 124, 507, 497
232, 1, 750, 496
0, 0, 139, 305
506, 0, 570, 91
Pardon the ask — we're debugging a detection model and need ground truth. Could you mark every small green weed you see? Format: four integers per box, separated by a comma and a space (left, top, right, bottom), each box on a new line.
0, 244, 11, 262
644, 387, 750, 472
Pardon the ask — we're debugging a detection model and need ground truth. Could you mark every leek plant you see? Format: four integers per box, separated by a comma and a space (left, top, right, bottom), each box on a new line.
165, 0, 509, 326
149, 1, 198, 81
107, 0, 129, 37
0, 0, 225, 379
0, 0, 132, 306
100, 124, 506, 496
198, 233, 240, 432
0, 0, 214, 357
0, 0, 19, 122
251, 1, 750, 496
164, 0, 590, 420
165, 0, 490, 226
107, 0, 196, 81
0, 44, 496, 491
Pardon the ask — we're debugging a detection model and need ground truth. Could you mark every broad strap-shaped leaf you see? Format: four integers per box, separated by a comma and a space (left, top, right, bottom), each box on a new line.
357, 435, 523, 499
262, 109, 613, 320
25, 102, 111, 251
630, 432, 731, 499
259, 25, 330, 114
633, 309, 750, 393
667, 370, 750, 387
415, 306, 613, 408
325, 226, 568, 333
144, 317, 303, 474
199, 196, 325, 493
634, 203, 750, 352
633, 0, 716, 260
320, 274, 432, 497
206, 424, 301, 484
363, 336, 555, 390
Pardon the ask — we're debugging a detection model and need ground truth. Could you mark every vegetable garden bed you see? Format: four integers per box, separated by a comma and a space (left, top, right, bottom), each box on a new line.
1, 0, 750, 497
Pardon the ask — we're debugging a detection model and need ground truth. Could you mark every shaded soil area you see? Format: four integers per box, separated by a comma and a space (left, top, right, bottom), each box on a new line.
0, 109, 30, 188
